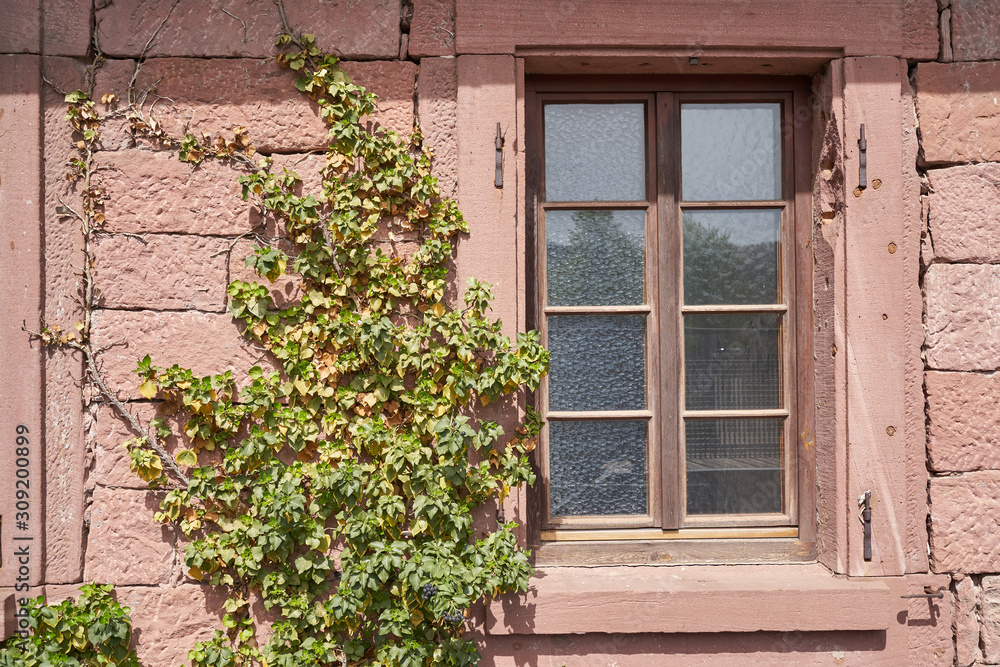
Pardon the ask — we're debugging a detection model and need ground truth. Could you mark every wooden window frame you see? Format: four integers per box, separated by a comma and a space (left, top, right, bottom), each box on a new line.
525, 75, 816, 565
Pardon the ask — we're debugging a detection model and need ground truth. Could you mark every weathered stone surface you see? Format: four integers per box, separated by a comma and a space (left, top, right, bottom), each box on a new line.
229, 238, 302, 310
903, 0, 941, 60
924, 264, 1000, 371
951, 0, 1000, 61
129, 58, 414, 153
927, 371, 1000, 472
92, 233, 229, 311
954, 574, 981, 667
97, 0, 398, 59
84, 487, 175, 585
930, 472, 1000, 573
87, 402, 188, 489
96, 149, 255, 235
983, 575, 1000, 663
915, 61, 1000, 164
285, 0, 400, 60
905, 575, 954, 665
927, 163, 1000, 262
410, 0, 456, 57
114, 585, 225, 666
91, 309, 278, 399
418, 57, 458, 198
341, 60, 417, 135
42, 0, 91, 56
0, 0, 40, 53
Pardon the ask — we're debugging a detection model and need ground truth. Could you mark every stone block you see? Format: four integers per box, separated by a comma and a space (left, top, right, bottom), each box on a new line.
95, 149, 255, 235
229, 238, 302, 310
929, 472, 1000, 573
951, 0, 1000, 61
924, 264, 1000, 371
954, 574, 981, 666
418, 57, 458, 198
42, 0, 91, 56
905, 575, 954, 665
410, 0, 456, 57
92, 233, 229, 311
0, 0, 40, 54
903, 0, 941, 61
84, 487, 175, 586
927, 163, 1000, 262
915, 61, 1000, 164
927, 371, 1000, 472
128, 58, 414, 153
88, 402, 189, 489
96, 0, 399, 59
91, 309, 278, 399
984, 575, 1000, 663
114, 585, 225, 666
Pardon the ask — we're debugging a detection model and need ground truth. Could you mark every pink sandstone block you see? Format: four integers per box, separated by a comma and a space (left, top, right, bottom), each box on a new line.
127, 58, 415, 153
930, 472, 1000, 573
84, 487, 175, 586
927, 371, 1000, 472
42, 0, 91, 56
902, 0, 940, 61
95, 149, 255, 236
96, 0, 399, 59
924, 264, 1000, 371
418, 57, 458, 198
954, 574, 981, 667
951, 0, 1000, 61
915, 61, 1000, 164
88, 402, 188, 490
904, 575, 954, 666
0, 0, 40, 53
114, 585, 226, 666
410, 0, 456, 57
91, 309, 279, 399
983, 575, 1000, 663
92, 233, 229, 311
927, 163, 1000, 262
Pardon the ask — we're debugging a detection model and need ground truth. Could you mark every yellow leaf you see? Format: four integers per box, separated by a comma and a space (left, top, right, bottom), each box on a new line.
175, 449, 198, 467
138, 380, 157, 399
188, 566, 204, 581
430, 303, 445, 317
480, 394, 491, 407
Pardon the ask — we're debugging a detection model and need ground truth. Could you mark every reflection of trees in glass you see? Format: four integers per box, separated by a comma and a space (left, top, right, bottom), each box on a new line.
547, 209, 644, 306
683, 218, 777, 305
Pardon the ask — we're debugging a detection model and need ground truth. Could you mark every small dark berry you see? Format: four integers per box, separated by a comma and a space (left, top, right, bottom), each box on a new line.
421, 583, 438, 600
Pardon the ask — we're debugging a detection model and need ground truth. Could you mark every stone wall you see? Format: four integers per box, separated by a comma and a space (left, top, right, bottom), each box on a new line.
3, 0, 1000, 664
918, 1, 1000, 663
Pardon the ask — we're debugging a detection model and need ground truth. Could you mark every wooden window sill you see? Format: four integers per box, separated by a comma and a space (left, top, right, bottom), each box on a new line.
486, 563, 892, 635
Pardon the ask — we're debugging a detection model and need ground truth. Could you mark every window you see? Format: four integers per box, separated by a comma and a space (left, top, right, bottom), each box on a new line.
527, 77, 814, 558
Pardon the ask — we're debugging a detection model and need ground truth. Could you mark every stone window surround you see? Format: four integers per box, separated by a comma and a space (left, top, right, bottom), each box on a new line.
471, 51, 924, 636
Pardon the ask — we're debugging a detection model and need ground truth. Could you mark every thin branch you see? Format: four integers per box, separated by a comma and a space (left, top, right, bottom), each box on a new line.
221, 7, 248, 44
129, 0, 181, 103
273, 0, 294, 37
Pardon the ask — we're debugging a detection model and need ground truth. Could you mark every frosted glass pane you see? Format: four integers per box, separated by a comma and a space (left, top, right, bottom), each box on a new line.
548, 315, 646, 411
545, 104, 645, 202
549, 420, 648, 516
684, 209, 780, 305
547, 209, 645, 306
685, 313, 780, 410
686, 418, 782, 514
681, 103, 781, 202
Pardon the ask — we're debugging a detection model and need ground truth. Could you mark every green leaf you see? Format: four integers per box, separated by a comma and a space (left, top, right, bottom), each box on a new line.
175, 449, 198, 467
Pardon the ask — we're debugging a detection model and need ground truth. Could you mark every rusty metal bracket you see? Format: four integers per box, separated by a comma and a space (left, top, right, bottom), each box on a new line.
901, 586, 947, 600
495, 123, 504, 189
858, 124, 867, 190
858, 490, 872, 561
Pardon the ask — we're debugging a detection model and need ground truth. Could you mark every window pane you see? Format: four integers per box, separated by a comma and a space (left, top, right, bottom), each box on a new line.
686, 418, 782, 514
548, 315, 646, 411
685, 313, 780, 410
547, 209, 645, 306
549, 419, 648, 516
681, 103, 781, 202
683, 209, 780, 305
545, 104, 645, 202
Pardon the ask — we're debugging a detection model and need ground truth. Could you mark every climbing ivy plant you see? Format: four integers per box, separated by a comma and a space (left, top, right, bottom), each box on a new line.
24, 27, 548, 667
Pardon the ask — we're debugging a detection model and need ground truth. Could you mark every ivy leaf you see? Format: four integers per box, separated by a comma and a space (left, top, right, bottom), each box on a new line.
175, 449, 198, 467
138, 380, 158, 399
